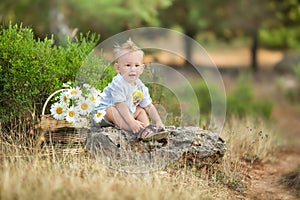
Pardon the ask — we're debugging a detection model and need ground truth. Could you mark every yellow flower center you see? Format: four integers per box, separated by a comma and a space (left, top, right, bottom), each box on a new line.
63, 95, 68, 103
81, 103, 88, 110
90, 96, 96, 101
56, 107, 63, 114
97, 112, 102, 118
69, 110, 75, 117
70, 90, 77, 95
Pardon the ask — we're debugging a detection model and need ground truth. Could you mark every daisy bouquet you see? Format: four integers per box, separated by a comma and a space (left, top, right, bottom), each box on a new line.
49, 83, 106, 128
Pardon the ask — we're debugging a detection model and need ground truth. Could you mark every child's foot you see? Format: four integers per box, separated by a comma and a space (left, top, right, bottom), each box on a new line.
137, 125, 169, 141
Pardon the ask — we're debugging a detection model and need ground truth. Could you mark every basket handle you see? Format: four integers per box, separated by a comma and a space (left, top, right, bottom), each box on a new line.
42, 89, 68, 116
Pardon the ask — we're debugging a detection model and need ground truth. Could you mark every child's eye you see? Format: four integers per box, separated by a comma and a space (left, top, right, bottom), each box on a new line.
135, 65, 140, 67
126, 64, 131, 67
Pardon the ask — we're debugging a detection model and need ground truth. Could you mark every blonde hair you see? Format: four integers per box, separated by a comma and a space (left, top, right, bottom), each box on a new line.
113, 38, 144, 61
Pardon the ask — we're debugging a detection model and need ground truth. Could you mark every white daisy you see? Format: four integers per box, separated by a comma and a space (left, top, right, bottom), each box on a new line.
60, 91, 69, 105
66, 86, 82, 99
65, 106, 79, 123
73, 117, 88, 128
50, 102, 66, 120
76, 97, 93, 115
83, 83, 92, 89
62, 81, 72, 88
90, 87, 102, 96
93, 110, 106, 123
87, 93, 100, 106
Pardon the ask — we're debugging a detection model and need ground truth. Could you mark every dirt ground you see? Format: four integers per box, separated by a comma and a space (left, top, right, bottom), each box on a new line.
246, 103, 300, 200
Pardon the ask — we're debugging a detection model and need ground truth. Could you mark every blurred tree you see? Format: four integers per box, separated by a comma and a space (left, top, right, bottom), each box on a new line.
65, 0, 173, 39
159, 0, 209, 64
0, 0, 73, 42
265, 0, 300, 50
159, 0, 278, 71
273, 0, 300, 27
210, 0, 277, 71
49, 0, 75, 44
1, 0, 299, 66
0, 0, 173, 43
215, 0, 300, 70
0, 0, 48, 37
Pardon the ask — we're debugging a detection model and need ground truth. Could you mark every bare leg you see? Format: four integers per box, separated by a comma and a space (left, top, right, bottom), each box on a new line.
105, 106, 149, 132
105, 106, 132, 131
134, 106, 150, 127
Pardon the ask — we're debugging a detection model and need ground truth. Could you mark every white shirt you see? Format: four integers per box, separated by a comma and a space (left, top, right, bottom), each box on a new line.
95, 73, 152, 114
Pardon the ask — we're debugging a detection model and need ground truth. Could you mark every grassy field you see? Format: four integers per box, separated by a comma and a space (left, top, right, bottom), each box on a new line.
0, 116, 281, 200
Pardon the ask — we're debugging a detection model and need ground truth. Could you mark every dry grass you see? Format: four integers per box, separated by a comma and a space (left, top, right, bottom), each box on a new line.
222, 116, 281, 163
216, 116, 282, 194
0, 117, 282, 200
0, 145, 228, 200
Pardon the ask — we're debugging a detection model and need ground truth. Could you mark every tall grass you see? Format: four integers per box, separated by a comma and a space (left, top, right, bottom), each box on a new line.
0, 117, 281, 200
216, 116, 282, 194
0, 143, 228, 200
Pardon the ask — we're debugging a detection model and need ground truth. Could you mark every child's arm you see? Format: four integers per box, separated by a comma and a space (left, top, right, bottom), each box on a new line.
144, 103, 165, 129
115, 102, 144, 133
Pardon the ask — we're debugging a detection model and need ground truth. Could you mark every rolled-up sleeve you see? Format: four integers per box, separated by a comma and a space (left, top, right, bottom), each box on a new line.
139, 85, 152, 108
110, 81, 126, 104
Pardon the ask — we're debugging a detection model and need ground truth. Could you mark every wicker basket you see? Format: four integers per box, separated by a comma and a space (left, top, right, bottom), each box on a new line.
40, 89, 87, 144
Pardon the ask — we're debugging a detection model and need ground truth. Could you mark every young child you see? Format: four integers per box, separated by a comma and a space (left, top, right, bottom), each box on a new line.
94, 38, 167, 140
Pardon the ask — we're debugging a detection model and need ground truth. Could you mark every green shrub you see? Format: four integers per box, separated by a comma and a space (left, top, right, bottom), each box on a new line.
76, 53, 116, 90
227, 75, 273, 119
293, 62, 300, 82
291, 62, 300, 100
0, 23, 112, 131
260, 27, 300, 50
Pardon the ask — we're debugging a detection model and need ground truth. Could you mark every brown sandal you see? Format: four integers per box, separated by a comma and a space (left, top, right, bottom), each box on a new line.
137, 125, 169, 141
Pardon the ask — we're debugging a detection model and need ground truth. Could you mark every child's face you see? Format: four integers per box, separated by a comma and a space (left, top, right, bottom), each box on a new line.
115, 51, 144, 84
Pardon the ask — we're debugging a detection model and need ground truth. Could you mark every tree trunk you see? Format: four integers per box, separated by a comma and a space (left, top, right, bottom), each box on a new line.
251, 30, 258, 72
49, 0, 59, 37
184, 29, 197, 67
49, 0, 73, 45
184, 35, 193, 64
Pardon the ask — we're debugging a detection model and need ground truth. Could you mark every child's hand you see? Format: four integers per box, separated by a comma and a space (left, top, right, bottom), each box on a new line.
130, 120, 144, 134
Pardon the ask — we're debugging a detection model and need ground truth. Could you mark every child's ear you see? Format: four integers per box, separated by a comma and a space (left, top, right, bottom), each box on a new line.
114, 62, 120, 72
